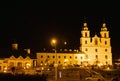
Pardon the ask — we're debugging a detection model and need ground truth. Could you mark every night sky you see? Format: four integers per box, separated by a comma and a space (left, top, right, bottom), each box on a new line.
0, 3, 120, 58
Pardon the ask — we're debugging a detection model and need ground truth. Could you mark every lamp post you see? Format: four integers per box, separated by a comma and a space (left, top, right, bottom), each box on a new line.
51, 39, 57, 80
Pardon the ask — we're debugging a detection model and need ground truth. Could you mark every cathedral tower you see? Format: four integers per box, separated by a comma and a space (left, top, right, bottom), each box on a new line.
80, 22, 112, 66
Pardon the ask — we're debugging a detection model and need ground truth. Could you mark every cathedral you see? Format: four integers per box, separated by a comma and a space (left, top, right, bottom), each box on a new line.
80, 22, 112, 66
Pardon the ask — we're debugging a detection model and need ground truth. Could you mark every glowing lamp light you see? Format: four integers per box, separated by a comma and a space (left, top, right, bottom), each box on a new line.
51, 39, 57, 47
3, 67, 7, 73
26, 63, 31, 69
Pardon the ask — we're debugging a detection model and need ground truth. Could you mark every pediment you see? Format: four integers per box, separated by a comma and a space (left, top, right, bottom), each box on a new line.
9, 55, 16, 60
25, 56, 31, 60
17, 56, 24, 60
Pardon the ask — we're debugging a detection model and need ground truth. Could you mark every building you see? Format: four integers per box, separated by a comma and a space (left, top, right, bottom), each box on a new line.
0, 43, 37, 73
37, 51, 87, 67
36, 22, 112, 67
80, 22, 112, 66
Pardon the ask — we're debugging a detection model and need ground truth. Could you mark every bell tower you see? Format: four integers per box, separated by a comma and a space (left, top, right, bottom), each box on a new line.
80, 22, 91, 51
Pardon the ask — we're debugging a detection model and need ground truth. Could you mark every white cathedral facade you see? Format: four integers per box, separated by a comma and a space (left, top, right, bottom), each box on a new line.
36, 22, 112, 67
80, 22, 112, 66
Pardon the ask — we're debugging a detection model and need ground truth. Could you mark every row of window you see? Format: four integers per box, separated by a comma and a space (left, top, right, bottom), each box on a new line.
95, 55, 108, 59
39, 60, 109, 65
84, 32, 108, 38
40, 55, 84, 59
85, 40, 108, 45
40, 55, 108, 59
85, 48, 108, 52
40, 61, 86, 65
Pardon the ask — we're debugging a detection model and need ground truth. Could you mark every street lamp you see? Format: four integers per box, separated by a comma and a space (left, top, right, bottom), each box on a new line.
51, 39, 57, 80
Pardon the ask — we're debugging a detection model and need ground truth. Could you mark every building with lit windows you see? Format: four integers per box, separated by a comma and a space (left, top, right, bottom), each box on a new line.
36, 22, 112, 67
0, 43, 37, 73
37, 51, 87, 67
80, 22, 112, 66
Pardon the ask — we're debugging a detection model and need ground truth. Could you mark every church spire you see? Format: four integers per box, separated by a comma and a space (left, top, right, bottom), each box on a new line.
82, 16, 88, 31
82, 22, 88, 31
101, 18, 107, 31
101, 22, 107, 31
81, 21, 90, 37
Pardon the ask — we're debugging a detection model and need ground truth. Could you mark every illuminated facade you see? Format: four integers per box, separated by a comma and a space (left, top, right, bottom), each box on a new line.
0, 56, 34, 72
0, 43, 37, 73
36, 22, 112, 67
37, 51, 87, 67
80, 22, 112, 66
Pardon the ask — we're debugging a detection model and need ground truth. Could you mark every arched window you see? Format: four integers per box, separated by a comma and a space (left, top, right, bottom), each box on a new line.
9, 62, 14, 67
105, 41, 107, 45
85, 40, 87, 44
105, 49, 107, 52
80, 56, 83, 59
41, 55, 43, 58
64, 56, 66, 59
25, 62, 31, 69
95, 49, 98, 52
85, 48, 88, 51
58, 56, 60, 58
17, 62, 22, 68
85, 32, 87, 37
58, 61, 61, 64
95, 39, 98, 45
105, 55, 108, 59
47, 55, 49, 58
53, 56, 55, 58
104, 33, 106, 37
95, 55, 98, 59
